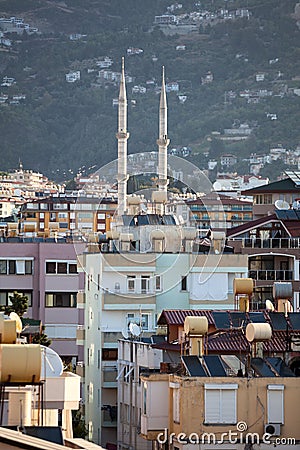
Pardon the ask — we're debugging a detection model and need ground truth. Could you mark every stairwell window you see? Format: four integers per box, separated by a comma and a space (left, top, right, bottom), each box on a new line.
155, 275, 162, 291
181, 275, 187, 291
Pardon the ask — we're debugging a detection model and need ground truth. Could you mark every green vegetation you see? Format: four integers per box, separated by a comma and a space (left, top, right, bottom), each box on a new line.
0, 0, 299, 180
0, 291, 28, 317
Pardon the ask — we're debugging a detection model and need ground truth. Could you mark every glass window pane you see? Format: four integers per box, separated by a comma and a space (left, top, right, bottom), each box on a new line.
25, 260, 32, 275
46, 262, 56, 274
8, 260, 16, 274
57, 263, 67, 274
69, 263, 77, 274
0, 260, 7, 274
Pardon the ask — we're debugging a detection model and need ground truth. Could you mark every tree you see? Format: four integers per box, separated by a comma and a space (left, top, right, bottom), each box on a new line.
32, 325, 52, 347
72, 410, 88, 439
0, 291, 28, 317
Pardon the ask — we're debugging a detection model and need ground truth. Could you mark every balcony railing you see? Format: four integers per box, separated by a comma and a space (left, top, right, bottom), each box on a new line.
231, 237, 300, 249
249, 269, 293, 281
102, 406, 117, 427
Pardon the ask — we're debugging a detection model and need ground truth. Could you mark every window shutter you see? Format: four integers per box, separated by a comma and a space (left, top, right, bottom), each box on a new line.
205, 389, 220, 423
268, 385, 284, 424
221, 389, 236, 423
173, 388, 180, 423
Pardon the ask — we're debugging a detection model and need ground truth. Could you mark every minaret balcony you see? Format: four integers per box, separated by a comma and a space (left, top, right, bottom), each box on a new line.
116, 131, 129, 139
157, 137, 170, 146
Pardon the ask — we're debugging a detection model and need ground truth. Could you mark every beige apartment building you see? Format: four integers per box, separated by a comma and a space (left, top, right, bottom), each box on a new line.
140, 372, 300, 449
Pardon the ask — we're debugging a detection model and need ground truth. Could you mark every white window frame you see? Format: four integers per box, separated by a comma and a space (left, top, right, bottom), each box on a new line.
267, 385, 284, 424
141, 275, 150, 293
155, 275, 162, 291
127, 275, 136, 292
204, 384, 238, 424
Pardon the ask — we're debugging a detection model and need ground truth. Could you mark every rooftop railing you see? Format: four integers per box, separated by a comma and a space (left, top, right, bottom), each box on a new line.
230, 237, 300, 249
248, 269, 293, 281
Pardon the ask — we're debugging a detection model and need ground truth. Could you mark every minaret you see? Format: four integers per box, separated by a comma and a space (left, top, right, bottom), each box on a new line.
157, 66, 170, 192
116, 57, 129, 217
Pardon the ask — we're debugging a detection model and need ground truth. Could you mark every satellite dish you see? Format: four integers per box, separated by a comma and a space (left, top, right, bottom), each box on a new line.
129, 323, 141, 337
40, 346, 64, 378
121, 328, 129, 339
213, 181, 222, 191
275, 199, 290, 210
9, 312, 23, 334
265, 299, 275, 312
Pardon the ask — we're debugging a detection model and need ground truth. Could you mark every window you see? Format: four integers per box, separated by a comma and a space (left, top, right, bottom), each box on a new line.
25, 260, 32, 274
155, 275, 162, 291
57, 262, 67, 274
204, 384, 238, 424
8, 260, 16, 274
143, 383, 147, 415
267, 385, 284, 424
181, 275, 187, 291
46, 261, 77, 274
173, 387, 180, 423
102, 349, 118, 360
53, 203, 68, 210
127, 275, 136, 292
46, 262, 56, 274
141, 276, 150, 293
0, 260, 32, 275
69, 263, 77, 274
45, 292, 77, 307
0, 291, 32, 307
0, 261, 7, 274
127, 313, 150, 330
58, 212, 68, 218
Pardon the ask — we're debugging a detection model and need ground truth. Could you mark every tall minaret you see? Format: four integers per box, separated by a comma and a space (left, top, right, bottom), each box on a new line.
157, 66, 170, 192
116, 57, 129, 217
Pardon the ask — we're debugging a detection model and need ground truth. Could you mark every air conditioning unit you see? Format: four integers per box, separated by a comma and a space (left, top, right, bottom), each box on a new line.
264, 423, 281, 436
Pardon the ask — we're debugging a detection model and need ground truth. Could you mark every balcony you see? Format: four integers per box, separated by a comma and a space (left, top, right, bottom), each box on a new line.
231, 237, 300, 249
76, 362, 85, 378
102, 363, 118, 388
102, 406, 117, 427
249, 269, 293, 281
76, 326, 85, 345
103, 292, 156, 308
77, 290, 85, 309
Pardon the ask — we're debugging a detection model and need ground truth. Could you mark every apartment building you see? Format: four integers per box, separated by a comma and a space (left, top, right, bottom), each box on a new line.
140, 312, 300, 450
242, 171, 300, 219
0, 239, 85, 362
118, 308, 300, 450
19, 194, 117, 236
77, 229, 248, 447
185, 193, 252, 229
227, 210, 300, 310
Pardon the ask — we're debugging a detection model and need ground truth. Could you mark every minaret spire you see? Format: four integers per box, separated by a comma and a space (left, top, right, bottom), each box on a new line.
157, 66, 170, 192
116, 57, 129, 217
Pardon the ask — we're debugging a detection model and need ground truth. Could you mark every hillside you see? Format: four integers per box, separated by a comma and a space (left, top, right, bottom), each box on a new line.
0, 0, 299, 181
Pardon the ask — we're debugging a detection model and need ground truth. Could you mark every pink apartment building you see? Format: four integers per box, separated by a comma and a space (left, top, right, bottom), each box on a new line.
0, 239, 85, 363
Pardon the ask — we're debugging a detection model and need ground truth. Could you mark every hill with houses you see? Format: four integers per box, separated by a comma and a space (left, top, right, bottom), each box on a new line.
0, 0, 299, 181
